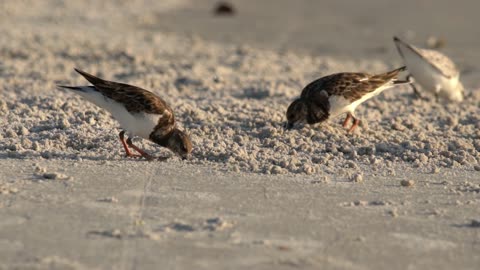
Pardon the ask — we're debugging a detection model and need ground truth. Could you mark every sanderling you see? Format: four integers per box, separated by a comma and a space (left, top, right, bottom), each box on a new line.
394, 36, 464, 102
286, 66, 408, 133
58, 68, 192, 160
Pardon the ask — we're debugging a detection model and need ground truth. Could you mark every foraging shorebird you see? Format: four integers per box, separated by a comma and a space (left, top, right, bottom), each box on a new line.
58, 68, 192, 160
393, 36, 464, 102
286, 66, 408, 133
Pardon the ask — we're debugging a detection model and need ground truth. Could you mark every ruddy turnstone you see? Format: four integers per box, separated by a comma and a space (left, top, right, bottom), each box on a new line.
393, 36, 464, 102
286, 66, 408, 133
58, 68, 192, 160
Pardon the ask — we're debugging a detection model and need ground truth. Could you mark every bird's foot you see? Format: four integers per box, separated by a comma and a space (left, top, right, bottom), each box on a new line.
347, 118, 361, 134
413, 87, 423, 99
405, 75, 424, 99
125, 138, 155, 161
342, 113, 353, 128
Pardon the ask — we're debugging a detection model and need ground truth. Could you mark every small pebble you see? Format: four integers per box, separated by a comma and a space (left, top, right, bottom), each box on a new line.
400, 179, 415, 187
34, 166, 47, 173
60, 118, 71, 129
346, 161, 358, 169
5, 129, 17, 138
352, 173, 363, 183
303, 165, 314, 175
391, 122, 405, 131
388, 208, 398, 217
19, 126, 30, 136
353, 200, 368, 206
271, 165, 286, 175
355, 236, 366, 242
0, 185, 19, 195
87, 117, 96, 125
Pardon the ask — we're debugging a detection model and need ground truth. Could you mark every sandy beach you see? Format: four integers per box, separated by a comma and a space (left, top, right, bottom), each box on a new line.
1, 0, 479, 269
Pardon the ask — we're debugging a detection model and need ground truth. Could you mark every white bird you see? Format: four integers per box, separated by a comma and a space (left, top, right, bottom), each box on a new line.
394, 36, 464, 102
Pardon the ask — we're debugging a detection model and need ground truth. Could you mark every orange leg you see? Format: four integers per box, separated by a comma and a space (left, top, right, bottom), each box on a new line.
342, 113, 353, 128
126, 138, 154, 160
119, 131, 141, 158
348, 118, 361, 133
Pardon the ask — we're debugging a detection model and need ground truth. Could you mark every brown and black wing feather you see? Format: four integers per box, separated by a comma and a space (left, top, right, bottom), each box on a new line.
301, 67, 406, 103
301, 73, 373, 103
74, 68, 173, 117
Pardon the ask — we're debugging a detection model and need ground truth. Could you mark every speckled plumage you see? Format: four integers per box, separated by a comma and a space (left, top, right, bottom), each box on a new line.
58, 69, 192, 160
300, 67, 405, 102
286, 67, 407, 133
414, 49, 459, 79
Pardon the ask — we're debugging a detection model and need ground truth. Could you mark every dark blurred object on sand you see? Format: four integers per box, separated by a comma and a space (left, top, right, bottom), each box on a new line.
214, 2, 236, 16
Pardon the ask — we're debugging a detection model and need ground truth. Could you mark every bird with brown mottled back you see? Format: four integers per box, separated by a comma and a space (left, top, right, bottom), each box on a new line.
58, 69, 192, 160
286, 66, 408, 133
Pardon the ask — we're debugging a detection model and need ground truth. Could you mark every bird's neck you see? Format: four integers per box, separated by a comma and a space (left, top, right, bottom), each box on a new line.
150, 128, 175, 147
305, 101, 330, 124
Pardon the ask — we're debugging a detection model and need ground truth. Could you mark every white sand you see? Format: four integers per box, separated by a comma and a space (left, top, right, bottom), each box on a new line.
1, 0, 479, 269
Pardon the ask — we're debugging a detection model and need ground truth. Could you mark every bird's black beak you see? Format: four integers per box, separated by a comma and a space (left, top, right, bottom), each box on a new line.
284, 122, 294, 130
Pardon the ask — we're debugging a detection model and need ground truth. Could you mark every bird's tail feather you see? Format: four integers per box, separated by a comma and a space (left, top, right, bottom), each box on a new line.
372, 66, 406, 80
57, 85, 82, 90
371, 66, 409, 86
56, 85, 95, 92
74, 68, 107, 86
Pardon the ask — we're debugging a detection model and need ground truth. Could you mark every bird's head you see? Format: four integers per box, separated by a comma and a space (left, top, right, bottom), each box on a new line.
451, 81, 465, 102
285, 99, 308, 129
165, 129, 193, 160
